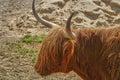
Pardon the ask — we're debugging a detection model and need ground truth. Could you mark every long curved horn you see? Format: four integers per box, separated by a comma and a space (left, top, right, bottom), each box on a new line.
65, 13, 76, 39
32, 0, 60, 28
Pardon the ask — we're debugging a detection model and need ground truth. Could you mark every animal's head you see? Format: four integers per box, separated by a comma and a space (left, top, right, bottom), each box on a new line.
32, 0, 77, 76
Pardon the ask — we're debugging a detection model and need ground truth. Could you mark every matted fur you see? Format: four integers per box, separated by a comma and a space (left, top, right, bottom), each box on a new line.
34, 27, 74, 75
35, 26, 120, 80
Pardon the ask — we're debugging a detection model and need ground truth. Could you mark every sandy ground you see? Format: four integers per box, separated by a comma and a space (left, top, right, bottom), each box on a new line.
0, 0, 120, 80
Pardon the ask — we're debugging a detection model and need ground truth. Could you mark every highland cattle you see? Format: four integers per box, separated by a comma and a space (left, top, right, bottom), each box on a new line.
32, 0, 120, 80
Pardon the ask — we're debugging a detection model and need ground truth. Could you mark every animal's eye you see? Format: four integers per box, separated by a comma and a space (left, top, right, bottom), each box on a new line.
64, 37, 70, 41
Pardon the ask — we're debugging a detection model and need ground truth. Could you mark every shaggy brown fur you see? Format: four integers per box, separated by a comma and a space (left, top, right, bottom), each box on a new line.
35, 26, 120, 80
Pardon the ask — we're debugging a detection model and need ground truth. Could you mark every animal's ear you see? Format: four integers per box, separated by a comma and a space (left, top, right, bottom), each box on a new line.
61, 40, 75, 72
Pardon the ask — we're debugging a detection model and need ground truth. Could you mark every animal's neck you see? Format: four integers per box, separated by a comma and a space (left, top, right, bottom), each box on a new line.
72, 29, 108, 79
73, 27, 120, 80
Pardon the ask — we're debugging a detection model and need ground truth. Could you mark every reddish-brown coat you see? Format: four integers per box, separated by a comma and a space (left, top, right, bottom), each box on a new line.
35, 26, 120, 80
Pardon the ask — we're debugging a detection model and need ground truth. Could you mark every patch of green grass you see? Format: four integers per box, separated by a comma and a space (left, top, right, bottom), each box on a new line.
21, 34, 46, 43
9, 34, 46, 63
9, 42, 38, 63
